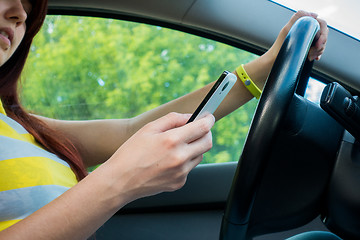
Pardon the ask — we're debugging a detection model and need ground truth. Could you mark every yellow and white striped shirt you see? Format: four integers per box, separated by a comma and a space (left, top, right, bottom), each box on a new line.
0, 101, 78, 231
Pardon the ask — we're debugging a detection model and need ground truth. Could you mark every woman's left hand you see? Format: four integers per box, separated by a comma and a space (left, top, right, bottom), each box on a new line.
270, 10, 329, 61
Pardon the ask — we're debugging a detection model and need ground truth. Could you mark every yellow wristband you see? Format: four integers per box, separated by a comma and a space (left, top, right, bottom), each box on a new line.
236, 64, 262, 99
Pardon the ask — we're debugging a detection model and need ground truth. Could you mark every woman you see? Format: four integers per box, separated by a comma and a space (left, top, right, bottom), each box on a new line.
0, 0, 330, 239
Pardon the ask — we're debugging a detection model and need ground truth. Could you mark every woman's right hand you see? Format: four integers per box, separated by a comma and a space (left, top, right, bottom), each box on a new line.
0, 113, 213, 240
103, 112, 215, 204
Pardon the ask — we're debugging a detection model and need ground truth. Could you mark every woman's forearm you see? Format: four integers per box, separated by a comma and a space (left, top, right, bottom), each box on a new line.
129, 41, 278, 131
0, 164, 127, 240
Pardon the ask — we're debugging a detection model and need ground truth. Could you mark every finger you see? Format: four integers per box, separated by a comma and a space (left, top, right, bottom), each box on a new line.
170, 114, 215, 144
186, 130, 213, 156
287, 10, 317, 27
185, 132, 214, 170
308, 18, 328, 61
315, 18, 328, 48
148, 112, 192, 133
281, 10, 320, 43
185, 155, 204, 173
318, 18, 329, 46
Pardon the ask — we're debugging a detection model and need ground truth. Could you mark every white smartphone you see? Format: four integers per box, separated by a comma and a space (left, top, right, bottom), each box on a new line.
187, 71, 237, 123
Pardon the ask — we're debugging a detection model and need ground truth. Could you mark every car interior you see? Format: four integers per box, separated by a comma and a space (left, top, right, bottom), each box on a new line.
38, 0, 360, 239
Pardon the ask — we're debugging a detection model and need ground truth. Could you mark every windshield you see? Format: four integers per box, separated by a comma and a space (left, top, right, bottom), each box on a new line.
271, 0, 360, 40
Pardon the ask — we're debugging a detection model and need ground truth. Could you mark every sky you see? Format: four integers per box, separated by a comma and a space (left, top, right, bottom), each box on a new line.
274, 0, 360, 40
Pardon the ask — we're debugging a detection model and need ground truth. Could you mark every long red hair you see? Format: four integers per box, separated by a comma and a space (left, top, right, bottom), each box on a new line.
0, 0, 87, 180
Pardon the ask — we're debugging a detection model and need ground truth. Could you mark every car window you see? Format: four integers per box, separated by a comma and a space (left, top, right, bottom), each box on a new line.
22, 15, 258, 164
304, 77, 326, 105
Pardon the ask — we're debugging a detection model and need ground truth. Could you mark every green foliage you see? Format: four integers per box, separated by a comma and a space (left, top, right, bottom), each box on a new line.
21, 16, 258, 164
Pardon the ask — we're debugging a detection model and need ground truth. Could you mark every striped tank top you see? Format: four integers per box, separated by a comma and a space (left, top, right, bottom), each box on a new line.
0, 101, 78, 231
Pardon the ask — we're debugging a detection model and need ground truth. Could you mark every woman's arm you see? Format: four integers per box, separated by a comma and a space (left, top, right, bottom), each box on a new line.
37, 11, 328, 168
1, 113, 214, 240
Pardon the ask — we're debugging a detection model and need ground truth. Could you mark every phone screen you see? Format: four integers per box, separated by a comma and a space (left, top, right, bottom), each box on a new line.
187, 71, 237, 123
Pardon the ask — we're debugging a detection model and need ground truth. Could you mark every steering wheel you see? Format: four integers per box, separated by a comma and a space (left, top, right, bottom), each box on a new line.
219, 17, 320, 240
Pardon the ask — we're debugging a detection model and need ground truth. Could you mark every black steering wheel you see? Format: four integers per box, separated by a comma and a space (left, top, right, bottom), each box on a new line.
220, 17, 320, 240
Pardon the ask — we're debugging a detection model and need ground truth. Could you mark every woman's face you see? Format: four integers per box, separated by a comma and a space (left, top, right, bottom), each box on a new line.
0, 0, 30, 67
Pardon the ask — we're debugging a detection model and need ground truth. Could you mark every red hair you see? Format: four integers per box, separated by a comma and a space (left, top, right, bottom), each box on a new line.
0, 0, 87, 180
